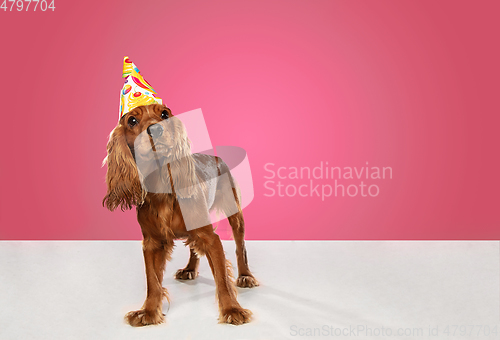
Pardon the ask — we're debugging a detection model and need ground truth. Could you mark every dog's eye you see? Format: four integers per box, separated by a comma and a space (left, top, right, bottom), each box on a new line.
128, 117, 138, 127
161, 110, 169, 120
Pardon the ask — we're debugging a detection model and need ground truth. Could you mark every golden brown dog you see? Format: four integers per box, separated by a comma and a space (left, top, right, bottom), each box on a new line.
103, 103, 258, 326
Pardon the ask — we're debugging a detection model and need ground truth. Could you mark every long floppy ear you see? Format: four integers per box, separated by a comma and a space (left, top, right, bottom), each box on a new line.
102, 124, 145, 211
168, 117, 197, 199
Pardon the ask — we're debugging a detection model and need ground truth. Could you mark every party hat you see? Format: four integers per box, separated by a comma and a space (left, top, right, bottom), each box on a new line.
119, 56, 163, 118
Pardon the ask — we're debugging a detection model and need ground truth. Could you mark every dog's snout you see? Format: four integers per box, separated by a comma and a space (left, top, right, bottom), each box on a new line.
147, 124, 163, 138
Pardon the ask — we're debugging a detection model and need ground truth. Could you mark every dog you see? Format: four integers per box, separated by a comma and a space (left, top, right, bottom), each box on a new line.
103, 103, 258, 326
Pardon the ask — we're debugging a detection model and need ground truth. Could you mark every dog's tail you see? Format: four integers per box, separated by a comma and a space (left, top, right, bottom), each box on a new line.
234, 179, 242, 207
212, 178, 241, 232
211, 157, 243, 234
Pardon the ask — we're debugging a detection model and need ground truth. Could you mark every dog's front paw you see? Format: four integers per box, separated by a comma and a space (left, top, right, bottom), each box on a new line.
175, 268, 198, 280
125, 309, 165, 327
236, 275, 259, 288
219, 307, 252, 325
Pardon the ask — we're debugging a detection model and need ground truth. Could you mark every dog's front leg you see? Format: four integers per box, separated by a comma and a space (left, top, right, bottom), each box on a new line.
189, 226, 252, 325
125, 238, 171, 326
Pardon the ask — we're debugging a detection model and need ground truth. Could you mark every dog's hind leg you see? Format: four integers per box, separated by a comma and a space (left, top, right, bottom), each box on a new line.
213, 158, 258, 287
175, 246, 200, 280
226, 197, 259, 288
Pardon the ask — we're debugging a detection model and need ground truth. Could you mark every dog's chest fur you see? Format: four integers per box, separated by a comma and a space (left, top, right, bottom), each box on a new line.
137, 154, 222, 240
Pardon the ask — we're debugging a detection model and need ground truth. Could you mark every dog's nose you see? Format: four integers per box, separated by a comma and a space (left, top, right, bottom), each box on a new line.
147, 124, 163, 139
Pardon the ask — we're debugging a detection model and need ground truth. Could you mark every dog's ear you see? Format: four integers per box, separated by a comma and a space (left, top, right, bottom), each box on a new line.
169, 117, 197, 199
102, 123, 145, 211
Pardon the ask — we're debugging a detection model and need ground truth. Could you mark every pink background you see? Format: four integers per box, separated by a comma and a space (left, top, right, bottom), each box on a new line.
0, 0, 498, 240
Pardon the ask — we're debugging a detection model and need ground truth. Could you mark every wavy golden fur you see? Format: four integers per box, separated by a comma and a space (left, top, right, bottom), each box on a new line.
103, 103, 258, 327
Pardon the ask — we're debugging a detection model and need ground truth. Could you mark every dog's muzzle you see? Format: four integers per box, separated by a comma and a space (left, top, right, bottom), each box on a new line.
147, 124, 164, 139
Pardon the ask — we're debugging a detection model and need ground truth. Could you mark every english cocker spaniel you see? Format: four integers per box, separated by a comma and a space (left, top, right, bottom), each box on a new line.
103, 103, 258, 327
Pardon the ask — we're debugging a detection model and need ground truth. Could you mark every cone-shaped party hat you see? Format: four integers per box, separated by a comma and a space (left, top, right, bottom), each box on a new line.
119, 56, 162, 118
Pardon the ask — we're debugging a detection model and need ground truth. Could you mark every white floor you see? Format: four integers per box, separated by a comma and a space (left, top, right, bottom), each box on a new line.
0, 241, 498, 340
